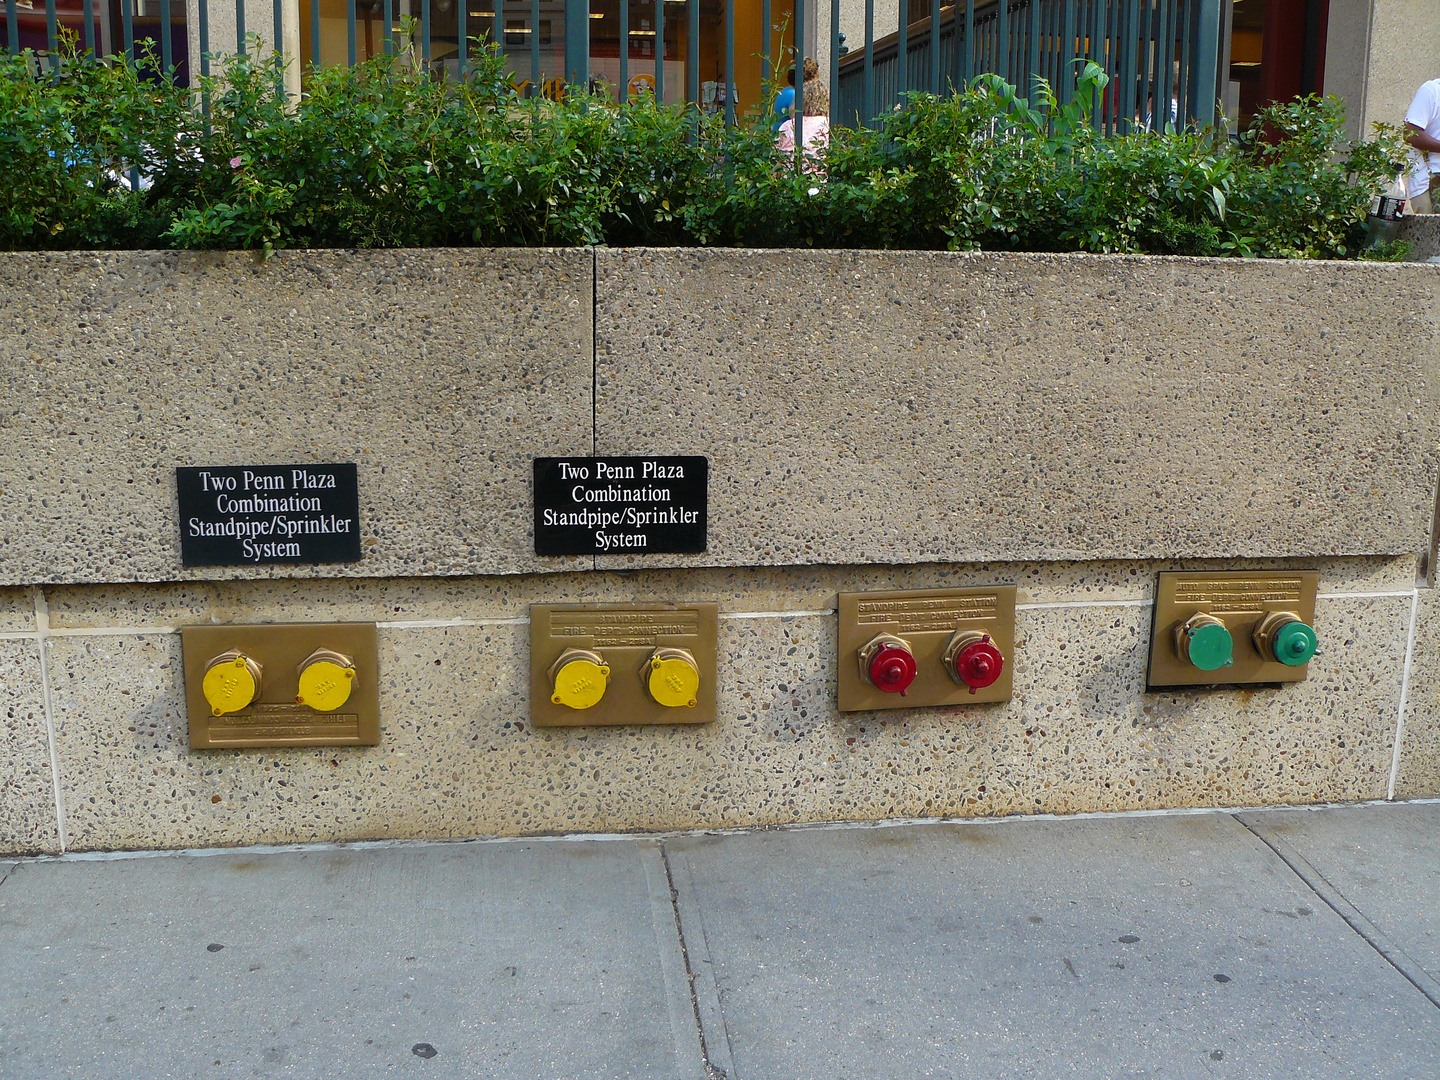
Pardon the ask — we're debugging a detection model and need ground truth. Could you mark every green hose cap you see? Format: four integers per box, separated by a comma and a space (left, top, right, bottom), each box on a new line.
1272, 620, 1318, 666
1185, 622, 1234, 672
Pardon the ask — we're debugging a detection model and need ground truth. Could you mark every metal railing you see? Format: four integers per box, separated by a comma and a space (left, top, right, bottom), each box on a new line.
838, 0, 1223, 130
4, 0, 1222, 134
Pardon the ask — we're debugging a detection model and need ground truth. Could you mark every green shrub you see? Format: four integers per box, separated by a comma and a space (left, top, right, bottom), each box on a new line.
0, 43, 1410, 256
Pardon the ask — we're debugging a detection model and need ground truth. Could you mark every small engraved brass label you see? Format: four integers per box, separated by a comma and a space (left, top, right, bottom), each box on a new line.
1173, 577, 1304, 611
549, 609, 702, 646
856, 595, 1000, 632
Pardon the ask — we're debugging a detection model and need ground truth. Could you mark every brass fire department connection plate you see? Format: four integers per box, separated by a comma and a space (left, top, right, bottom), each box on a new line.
530, 603, 718, 727
837, 586, 1017, 712
181, 623, 380, 748
1147, 570, 1319, 689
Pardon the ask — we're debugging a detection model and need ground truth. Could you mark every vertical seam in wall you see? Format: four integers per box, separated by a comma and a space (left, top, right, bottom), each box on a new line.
1359, 0, 1375, 131
31, 587, 68, 853
1428, 467, 1440, 589
1388, 588, 1421, 802
591, 246, 599, 573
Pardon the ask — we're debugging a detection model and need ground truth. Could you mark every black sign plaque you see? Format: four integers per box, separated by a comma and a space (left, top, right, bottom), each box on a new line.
176, 464, 362, 568
534, 456, 707, 556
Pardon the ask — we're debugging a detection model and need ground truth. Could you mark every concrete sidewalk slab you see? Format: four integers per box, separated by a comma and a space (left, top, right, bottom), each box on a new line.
666, 813, 1440, 1080
1239, 802, 1440, 985
0, 841, 704, 1080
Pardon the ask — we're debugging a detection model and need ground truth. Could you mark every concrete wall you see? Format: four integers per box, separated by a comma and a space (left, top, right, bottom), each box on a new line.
0, 250, 595, 585
1324, 0, 1440, 140
2, 248, 1439, 855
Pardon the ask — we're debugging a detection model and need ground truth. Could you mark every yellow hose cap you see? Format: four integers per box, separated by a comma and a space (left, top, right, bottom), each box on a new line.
296, 649, 356, 712
646, 649, 700, 708
552, 654, 609, 710
201, 652, 261, 717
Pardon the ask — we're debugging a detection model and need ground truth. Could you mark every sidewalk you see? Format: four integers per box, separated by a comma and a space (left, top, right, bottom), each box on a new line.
3, 801, 1440, 1079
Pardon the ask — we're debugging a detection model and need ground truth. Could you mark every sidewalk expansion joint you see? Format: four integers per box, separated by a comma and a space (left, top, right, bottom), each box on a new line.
1236, 814, 1440, 1012
663, 843, 736, 1080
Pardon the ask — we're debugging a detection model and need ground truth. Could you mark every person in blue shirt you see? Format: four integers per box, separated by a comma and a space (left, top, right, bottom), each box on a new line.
773, 57, 818, 130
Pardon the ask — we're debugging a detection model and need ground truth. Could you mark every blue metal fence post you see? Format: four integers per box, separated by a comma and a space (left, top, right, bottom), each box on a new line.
159, 0, 172, 72
456, 0, 465, 76
124, 0, 135, 60
529, 0, 538, 92
862, 0, 873, 122
896, 0, 906, 107
619, 0, 628, 98
565, 0, 589, 87
345, 0, 355, 65
928, 0, 939, 94
726, 0, 736, 122
81, 0, 93, 52
761, 0, 770, 82
952, 0, 964, 94
44, 0, 56, 68
1193, 0, 1218, 126
1060, 0, 1074, 104
795, 0, 804, 166
655, 0, 663, 103
422, 0, 431, 66
310, 0, 319, 69
832, 0, 841, 106
1177, 0, 1190, 119
272, 0, 283, 92
995, 0, 1007, 82
5, 0, 17, 55
1025, 0, 1038, 99
1120, 0, 1136, 129
200, 0, 211, 111
962, 0, 971, 84
687, 0, 697, 107
1156, 0, 1171, 127
383, 0, 392, 55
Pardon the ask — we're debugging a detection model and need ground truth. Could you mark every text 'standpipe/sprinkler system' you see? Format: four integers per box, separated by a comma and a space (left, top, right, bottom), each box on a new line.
176, 464, 361, 568
533, 456, 707, 556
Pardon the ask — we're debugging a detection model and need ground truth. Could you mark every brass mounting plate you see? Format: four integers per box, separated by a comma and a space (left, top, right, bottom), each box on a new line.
530, 603, 718, 727
1147, 570, 1319, 689
181, 623, 380, 748
837, 586, 1016, 712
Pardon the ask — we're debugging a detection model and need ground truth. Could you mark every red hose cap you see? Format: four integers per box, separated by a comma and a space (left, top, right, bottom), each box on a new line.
956, 638, 1004, 693
868, 643, 917, 696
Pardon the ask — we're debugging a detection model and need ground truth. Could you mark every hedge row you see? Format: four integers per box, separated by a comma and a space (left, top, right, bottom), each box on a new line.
0, 42, 1409, 257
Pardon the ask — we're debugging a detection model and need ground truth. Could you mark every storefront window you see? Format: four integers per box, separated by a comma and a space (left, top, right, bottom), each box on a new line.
298, 0, 791, 119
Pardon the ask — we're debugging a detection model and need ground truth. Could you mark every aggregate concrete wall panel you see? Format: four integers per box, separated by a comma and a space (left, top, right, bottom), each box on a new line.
0, 586, 34, 633
1362, 0, 1440, 138
39, 577, 1406, 853
594, 250, 1440, 569
0, 641, 60, 854
0, 250, 594, 586
1395, 586, 1440, 797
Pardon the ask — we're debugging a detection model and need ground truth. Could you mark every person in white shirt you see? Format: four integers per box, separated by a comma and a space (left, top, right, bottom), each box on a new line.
1404, 78, 1440, 214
